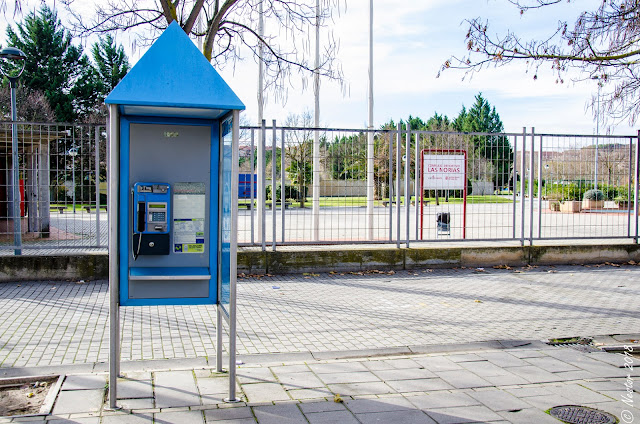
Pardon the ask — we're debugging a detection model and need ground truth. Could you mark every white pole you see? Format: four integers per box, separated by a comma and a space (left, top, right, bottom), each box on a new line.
312, 0, 320, 240
257, 1, 265, 243
595, 82, 600, 190
258, 2, 264, 123
366, 0, 374, 240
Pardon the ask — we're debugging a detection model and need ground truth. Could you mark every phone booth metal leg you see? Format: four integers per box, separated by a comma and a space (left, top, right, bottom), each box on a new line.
108, 104, 121, 410
216, 306, 223, 373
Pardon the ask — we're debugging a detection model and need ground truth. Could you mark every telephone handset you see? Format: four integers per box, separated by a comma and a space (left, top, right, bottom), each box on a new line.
132, 182, 171, 260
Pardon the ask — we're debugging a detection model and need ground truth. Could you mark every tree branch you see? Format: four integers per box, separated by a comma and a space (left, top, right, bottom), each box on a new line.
203, 0, 238, 60
444, 0, 640, 125
184, 0, 206, 34
158, 0, 176, 23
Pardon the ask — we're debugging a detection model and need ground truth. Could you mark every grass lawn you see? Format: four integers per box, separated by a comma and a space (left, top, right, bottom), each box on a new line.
262, 195, 513, 208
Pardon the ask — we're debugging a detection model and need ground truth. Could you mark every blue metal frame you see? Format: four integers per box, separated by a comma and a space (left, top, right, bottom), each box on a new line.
119, 115, 220, 306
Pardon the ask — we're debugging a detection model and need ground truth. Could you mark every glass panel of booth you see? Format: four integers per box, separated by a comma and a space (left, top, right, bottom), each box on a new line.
219, 117, 232, 319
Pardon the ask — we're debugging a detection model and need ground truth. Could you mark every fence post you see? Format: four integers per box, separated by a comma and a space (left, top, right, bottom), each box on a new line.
95, 127, 101, 247
627, 137, 633, 239
405, 124, 411, 247
250, 129, 255, 245
537, 134, 543, 240
272, 120, 277, 252
414, 133, 420, 241
396, 124, 401, 248
529, 128, 535, 246
313, 121, 321, 241
635, 130, 639, 243
512, 134, 517, 239
261, 120, 266, 251
520, 127, 526, 246
388, 131, 393, 242
281, 128, 285, 243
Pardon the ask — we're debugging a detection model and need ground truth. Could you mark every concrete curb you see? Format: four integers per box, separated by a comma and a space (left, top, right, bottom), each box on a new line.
0, 339, 549, 378
1, 243, 639, 281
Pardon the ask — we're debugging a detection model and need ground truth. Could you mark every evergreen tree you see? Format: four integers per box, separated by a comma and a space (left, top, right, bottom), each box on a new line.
6, 5, 96, 122
454, 94, 504, 134
91, 34, 129, 100
406, 115, 427, 131
453, 94, 513, 188
426, 113, 453, 131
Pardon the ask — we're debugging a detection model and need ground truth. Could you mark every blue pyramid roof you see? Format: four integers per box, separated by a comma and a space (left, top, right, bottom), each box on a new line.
105, 21, 244, 119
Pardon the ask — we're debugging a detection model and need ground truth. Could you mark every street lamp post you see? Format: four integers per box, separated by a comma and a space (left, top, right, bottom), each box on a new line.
0, 47, 27, 255
69, 147, 78, 214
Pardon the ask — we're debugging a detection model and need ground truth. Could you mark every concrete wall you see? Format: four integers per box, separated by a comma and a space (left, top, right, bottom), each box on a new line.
2, 243, 637, 281
237, 244, 640, 274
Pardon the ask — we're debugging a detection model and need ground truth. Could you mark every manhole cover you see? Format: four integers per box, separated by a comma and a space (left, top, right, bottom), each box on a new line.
549, 405, 617, 424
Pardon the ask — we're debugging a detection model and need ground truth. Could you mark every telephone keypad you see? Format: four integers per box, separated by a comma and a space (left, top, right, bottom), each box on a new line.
151, 212, 166, 222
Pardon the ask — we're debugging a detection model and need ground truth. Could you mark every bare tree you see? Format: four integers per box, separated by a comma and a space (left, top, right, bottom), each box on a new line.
599, 143, 630, 188
283, 111, 316, 207
441, 0, 640, 125
0, 86, 55, 122
50, 0, 345, 102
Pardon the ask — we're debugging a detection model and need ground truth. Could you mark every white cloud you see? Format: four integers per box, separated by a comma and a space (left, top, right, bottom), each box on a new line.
1, 0, 633, 135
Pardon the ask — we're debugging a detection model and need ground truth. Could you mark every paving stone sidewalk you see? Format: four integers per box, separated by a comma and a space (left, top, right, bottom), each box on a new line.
1, 265, 639, 369
2, 344, 639, 423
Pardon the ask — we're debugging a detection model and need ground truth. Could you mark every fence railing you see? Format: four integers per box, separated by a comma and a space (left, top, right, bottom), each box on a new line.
0, 121, 637, 255
0, 122, 107, 254
238, 124, 638, 248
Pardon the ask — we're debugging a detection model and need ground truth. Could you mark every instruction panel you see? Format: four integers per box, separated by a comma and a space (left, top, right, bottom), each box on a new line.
173, 182, 206, 254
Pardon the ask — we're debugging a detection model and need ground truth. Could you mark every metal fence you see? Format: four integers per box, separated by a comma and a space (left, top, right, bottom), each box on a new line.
0, 122, 107, 254
0, 121, 637, 255
239, 124, 639, 248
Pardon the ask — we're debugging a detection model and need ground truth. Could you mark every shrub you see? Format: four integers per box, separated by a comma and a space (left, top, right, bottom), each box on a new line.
559, 183, 590, 201
616, 185, 630, 200
583, 189, 604, 201
267, 184, 305, 201
599, 184, 619, 200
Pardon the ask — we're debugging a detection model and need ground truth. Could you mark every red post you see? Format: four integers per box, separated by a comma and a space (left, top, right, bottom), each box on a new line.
419, 149, 424, 240
19, 179, 25, 217
462, 151, 467, 239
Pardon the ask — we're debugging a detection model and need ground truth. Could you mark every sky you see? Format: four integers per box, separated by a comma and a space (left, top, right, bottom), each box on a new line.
0, 0, 635, 135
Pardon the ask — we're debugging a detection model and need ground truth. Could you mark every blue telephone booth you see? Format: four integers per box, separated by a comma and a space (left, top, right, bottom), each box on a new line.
106, 22, 244, 307
105, 22, 244, 407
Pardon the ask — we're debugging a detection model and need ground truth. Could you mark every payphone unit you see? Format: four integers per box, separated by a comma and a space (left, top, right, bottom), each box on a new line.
132, 182, 171, 259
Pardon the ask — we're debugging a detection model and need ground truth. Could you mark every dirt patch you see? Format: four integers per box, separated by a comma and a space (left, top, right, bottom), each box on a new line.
0, 377, 58, 417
